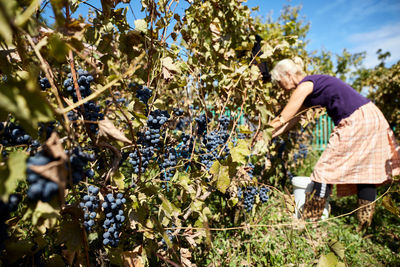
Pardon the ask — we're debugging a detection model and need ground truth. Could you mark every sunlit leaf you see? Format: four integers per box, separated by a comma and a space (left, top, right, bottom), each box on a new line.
230, 139, 250, 164
0, 151, 27, 202
134, 19, 147, 32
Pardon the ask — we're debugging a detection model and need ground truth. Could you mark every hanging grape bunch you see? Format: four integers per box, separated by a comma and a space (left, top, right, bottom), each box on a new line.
159, 148, 178, 188
26, 151, 59, 202
67, 147, 96, 183
176, 133, 194, 159
128, 109, 170, 175
199, 115, 231, 170
38, 76, 51, 91
63, 69, 104, 132
79, 185, 100, 232
237, 164, 270, 213
134, 84, 153, 107
102, 192, 126, 247
238, 186, 270, 213
0, 122, 32, 146
195, 114, 209, 136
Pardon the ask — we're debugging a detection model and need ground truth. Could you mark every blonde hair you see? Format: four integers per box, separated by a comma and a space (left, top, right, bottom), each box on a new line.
270, 57, 305, 82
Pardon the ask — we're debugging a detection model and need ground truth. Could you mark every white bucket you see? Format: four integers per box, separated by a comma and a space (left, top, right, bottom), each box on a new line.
291, 176, 330, 219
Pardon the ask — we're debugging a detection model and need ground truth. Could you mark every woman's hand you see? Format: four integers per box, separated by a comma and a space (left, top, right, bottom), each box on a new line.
270, 81, 313, 137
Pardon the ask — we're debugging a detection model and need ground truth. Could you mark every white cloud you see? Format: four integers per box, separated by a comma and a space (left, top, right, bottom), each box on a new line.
314, 0, 400, 25
348, 22, 400, 68
314, 0, 346, 17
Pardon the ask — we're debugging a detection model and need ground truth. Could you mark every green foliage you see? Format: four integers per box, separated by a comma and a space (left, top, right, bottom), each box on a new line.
362, 59, 400, 136
200, 183, 400, 266
0, 0, 398, 265
0, 151, 27, 202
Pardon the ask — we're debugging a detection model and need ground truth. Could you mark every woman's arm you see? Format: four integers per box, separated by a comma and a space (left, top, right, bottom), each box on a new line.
271, 109, 303, 138
270, 81, 313, 137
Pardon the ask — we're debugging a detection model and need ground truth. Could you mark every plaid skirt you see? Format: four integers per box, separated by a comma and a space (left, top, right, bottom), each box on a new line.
311, 102, 400, 197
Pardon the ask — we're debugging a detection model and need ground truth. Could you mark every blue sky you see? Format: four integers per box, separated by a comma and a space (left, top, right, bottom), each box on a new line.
249, 0, 400, 68
43, 0, 400, 68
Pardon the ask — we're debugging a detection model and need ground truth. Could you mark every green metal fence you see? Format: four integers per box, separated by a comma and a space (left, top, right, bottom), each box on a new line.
312, 114, 334, 151
210, 107, 245, 125
210, 108, 334, 151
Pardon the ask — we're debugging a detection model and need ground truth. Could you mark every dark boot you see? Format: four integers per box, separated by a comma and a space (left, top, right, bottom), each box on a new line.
302, 192, 327, 221
357, 198, 375, 232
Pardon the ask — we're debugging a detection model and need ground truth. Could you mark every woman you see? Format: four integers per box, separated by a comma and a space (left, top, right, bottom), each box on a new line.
269, 57, 400, 230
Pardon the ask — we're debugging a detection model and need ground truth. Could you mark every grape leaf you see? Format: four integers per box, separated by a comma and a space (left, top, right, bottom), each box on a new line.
97, 118, 132, 144
0, 151, 27, 202
0, 73, 53, 135
329, 239, 345, 259
32, 201, 60, 228
160, 195, 180, 218
134, 19, 147, 32
4, 240, 35, 264
230, 139, 250, 164
382, 195, 400, 216
210, 161, 230, 194
58, 218, 83, 251
122, 246, 144, 267
317, 252, 338, 267
111, 170, 125, 189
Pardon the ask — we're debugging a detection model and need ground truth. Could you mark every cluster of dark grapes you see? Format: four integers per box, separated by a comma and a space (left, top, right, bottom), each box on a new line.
0, 194, 21, 249
195, 114, 209, 136
26, 152, 59, 202
147, 109, 170, 131
128, 148, 152, 175
173, 108, 184, 116
259, 187, 270, 203
238, 185, 270, 212
128, 109, 169, 175
237, 133, 247, 139
247, 163, 255, 178
177, 133, 194, 159
79, 185, 99, 232
109, 92, 128, 106
129, 82, 152, 111
0, 122, 32, 146
238, 186, 257, 212
38, 76, 51, 90
293, 143, 308, 163
136, 85, 152, 105
218, 115, 230, 129
159, 148, 177, 187
102, 193, 126, 247
63, 69, 94, 100
115, 97, 128, 106
237, 163, 270, 212
199, 116, 230, 170
67, 147, 96, 183
63, 69, 104, 132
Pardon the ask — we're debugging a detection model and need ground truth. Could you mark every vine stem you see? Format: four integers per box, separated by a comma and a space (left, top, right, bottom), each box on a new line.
164, 181, 394, 233
25, 34, 71, 133
155, 253, 181, 267
217, 88, 248, 158
58, 52, 146, 114
107, 88, 143, 184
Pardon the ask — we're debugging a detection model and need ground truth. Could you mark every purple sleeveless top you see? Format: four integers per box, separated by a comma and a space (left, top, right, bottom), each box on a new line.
299, 75, 370, 125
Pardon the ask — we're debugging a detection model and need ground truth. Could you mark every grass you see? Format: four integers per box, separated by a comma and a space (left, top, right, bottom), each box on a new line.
197, 188, 400, 266
195, 149, 400, 266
